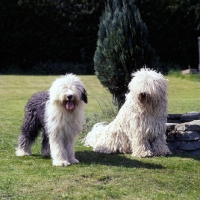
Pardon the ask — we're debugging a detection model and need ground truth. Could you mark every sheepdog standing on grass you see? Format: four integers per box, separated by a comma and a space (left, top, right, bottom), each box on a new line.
84, 68, 171, 157
16, 74, 88, 166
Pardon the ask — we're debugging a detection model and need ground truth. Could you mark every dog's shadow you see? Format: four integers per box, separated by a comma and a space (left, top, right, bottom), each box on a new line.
76, 150, 165, 169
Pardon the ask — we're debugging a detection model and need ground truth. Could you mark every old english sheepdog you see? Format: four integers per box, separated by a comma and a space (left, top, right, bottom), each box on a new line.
16, 74, 87, 166
84, 68, 171, 157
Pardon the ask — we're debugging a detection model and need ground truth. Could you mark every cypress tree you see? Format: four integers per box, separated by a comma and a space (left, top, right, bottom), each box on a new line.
94, 0, 154, 107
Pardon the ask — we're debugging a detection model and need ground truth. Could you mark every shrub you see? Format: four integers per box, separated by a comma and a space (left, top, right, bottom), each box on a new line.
94, 0, 155, 107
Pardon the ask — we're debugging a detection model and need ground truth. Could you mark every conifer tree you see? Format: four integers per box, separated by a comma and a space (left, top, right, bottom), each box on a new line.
94, 0, 154, 107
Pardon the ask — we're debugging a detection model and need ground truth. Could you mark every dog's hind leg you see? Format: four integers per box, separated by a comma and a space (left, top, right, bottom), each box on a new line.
16, 134, 33, 156
41, 131, 50, 157
16, 109, 41, 156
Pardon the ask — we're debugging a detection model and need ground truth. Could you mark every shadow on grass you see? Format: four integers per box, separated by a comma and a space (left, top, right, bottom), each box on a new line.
76, 150, 165, 169
30, 154, 50, 159
25, 152, 165, 170
170, 152, 200, 161
29, 151, 199, 169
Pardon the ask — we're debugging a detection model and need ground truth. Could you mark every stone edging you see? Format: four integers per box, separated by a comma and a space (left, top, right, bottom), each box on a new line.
166, 112, 200, 156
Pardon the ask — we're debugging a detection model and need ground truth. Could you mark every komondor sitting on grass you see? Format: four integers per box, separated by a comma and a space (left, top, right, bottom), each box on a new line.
84, 68, 171, 157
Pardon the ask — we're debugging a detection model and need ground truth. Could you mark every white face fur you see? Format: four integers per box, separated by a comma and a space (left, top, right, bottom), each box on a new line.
126, 69, 167, 106
49, 74, 87, 111
61, 88, 77, 111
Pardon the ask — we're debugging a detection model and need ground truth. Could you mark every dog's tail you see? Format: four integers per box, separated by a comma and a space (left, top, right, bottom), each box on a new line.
83, 122, 108, 147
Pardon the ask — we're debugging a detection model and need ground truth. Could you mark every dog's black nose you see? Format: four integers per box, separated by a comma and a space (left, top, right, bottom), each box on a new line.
67, 95, 73, 100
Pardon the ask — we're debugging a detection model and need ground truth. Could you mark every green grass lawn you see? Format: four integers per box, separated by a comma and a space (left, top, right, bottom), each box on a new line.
0, 75, 200, 200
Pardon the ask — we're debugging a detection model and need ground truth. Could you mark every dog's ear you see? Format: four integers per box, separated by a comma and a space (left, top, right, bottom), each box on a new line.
81, 89, 88, 104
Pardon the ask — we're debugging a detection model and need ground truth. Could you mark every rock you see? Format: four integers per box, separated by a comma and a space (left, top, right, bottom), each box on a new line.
167, 114, 181, 123
176, 131, 200, 141
166, 114, 200, 155
181, 69, 198, 75
180, 112, 200, 122
166, 131, 176, 142
166, 123, 178, 132
167, 142, 177, 152
177, 141, 200, 151
175, 120, 200, 131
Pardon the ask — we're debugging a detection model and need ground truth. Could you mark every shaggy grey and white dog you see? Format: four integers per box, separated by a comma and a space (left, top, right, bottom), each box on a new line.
16, 74, 87, 166
84, 68, 171, 158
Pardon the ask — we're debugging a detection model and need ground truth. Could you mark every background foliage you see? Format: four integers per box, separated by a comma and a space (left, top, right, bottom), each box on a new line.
0, 0, 200, 74
134, 0, 200, 69
0, 0, 104, 74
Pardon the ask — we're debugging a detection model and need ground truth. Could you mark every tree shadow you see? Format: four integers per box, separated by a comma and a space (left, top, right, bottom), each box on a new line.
75, 150, 165, 169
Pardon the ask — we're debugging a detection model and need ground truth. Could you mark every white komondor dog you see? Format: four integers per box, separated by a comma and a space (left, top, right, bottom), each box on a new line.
84, 68, 171, 157
16, 74, 87, 166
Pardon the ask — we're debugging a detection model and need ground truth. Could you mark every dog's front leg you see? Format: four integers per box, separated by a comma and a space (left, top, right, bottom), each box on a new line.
49, 136, 71, 167
65, 137, 79, 164
151, 135, 172, 156
131, 138, 153, 158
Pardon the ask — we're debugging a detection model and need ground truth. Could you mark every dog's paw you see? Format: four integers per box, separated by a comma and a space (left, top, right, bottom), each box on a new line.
132, 149, 153, 158
69, 158, 79, 164
153, 148, 172, 156
42, 151, 50, 157
53, 160, 71, 167
94, 146, 113, 154
152, 143, 172, 156
15, 149, 31, 156
42, 153, 50, 157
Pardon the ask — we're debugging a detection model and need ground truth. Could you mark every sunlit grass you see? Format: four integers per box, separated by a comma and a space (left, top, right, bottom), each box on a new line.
0, 74, 200, 199
166, 75, 200, 113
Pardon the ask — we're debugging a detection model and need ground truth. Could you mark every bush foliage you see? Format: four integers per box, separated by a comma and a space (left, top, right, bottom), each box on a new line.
94, 0, 155, 106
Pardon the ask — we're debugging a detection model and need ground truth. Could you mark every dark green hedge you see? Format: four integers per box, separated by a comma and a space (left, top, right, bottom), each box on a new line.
0, 0, 105, 74
0, 0, 200, 74
133, 0, 200, 69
